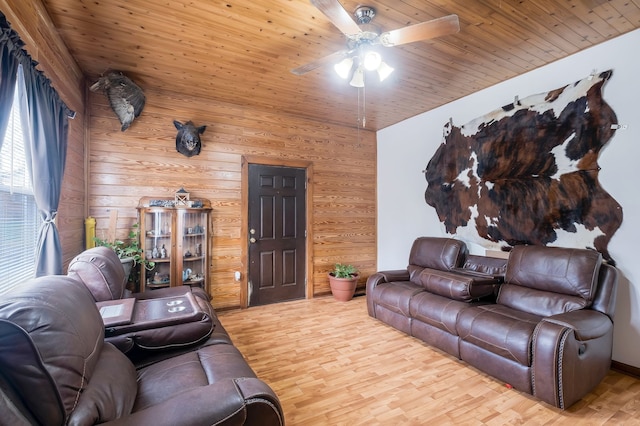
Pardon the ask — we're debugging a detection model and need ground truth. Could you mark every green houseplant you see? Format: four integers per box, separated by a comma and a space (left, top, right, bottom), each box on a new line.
328, 263, 359, 301
93, 223, 154, 291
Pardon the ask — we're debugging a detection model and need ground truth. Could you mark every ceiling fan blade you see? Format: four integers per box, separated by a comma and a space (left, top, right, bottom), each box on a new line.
380, 14, 460, 47
291, 50, 350, 75
310, 0, 362, 37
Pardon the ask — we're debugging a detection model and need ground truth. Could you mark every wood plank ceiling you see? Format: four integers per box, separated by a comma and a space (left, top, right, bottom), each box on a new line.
40, 0, 640, 131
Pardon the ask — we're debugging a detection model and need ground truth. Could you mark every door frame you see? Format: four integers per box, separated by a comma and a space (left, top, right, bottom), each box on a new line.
241, 155, 314, 308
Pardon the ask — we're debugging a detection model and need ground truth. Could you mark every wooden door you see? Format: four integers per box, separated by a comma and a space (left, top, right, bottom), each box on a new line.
248, 164, 306, 306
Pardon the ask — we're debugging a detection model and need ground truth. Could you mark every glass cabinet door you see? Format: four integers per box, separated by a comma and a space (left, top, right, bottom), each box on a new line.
142, 209, 174, 289
177, 209, 208, 289
138, 197, 211, 293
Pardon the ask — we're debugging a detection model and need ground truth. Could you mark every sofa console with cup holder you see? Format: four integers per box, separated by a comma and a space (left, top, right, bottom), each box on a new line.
66, 246, 216, 355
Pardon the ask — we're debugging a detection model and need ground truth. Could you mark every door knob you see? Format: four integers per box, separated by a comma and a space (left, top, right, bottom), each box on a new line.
249, 237, 256, 243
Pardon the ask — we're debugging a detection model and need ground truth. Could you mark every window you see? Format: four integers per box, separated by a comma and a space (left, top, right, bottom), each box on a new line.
0, 79, 41, 295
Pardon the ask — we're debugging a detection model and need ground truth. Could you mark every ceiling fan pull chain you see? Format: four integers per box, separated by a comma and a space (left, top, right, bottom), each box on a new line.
357, 88, 361, 147
362, 83, 366, 128
356, 84, 361, 129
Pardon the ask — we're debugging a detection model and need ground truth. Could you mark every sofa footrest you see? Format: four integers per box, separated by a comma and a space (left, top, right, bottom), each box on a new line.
409, 291, 472, 357
369, 281, 423, 334
457, 304, 541, 366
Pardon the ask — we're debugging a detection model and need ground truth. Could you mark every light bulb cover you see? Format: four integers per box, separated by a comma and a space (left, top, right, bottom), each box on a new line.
349, 66, 365, 87
377, 61, 394, 81
363, 51, 382, 71
334, 57, 354, 79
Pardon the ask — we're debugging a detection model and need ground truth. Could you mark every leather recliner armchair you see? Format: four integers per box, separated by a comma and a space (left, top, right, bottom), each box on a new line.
0, 264, 283, 425
0, 276, 284, 426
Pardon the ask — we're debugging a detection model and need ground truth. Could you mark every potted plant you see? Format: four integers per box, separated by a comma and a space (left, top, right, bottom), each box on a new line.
328, 263, 359, 301
94, 223, 154, 291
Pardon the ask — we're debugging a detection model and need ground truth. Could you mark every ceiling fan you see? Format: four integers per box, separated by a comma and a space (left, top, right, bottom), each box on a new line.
291, 0, 460, 85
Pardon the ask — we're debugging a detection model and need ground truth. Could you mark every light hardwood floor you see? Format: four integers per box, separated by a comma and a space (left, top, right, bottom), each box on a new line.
217, 295, 640, 425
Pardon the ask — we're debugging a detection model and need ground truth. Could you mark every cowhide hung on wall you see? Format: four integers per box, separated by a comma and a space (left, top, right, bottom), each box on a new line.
424, 70, 622, 263
174, 120, 206, 157
90, 71, 145, 131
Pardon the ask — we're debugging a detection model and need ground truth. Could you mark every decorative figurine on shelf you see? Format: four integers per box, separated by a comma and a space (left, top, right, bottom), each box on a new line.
195, 243, 202, 257
152, 246, 159, 259
160, 244, 167, 259
175, 187, 190, 206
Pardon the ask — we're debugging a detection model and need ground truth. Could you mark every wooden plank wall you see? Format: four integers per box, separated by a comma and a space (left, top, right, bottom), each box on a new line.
88, 87, 377, 309
0, 0, 86, 268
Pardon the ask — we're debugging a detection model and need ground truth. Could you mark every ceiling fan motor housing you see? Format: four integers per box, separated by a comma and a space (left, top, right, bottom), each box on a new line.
354, 6, 376, 24
347, 6, 380, 50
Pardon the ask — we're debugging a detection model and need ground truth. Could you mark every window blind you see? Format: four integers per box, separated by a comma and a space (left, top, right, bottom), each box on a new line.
0, 82, 40, 296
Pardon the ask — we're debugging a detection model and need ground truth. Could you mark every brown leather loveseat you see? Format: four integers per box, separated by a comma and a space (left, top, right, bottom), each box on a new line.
0, 250, 283, 425
367, 237, 618, 409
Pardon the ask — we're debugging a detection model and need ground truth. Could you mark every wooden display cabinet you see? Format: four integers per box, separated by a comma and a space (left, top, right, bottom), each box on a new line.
137, 197, 211, 292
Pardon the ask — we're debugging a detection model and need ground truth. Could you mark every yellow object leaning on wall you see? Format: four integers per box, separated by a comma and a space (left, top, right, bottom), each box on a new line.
85, 216, 96, 249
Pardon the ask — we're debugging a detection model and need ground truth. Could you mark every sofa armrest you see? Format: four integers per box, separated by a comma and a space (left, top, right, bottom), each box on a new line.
366, 270, 410, 316
370, 270, 410, 285
365, 270, 409, 292
532, 310, 614, 409
542, 310, 613, 341
103, 378, 283, 426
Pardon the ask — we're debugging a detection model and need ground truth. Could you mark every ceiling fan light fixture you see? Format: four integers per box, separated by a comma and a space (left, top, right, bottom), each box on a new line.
349, 66, 365, 87
334, 57, 354, 79
363, 50, 382, 71
377, 61, 394, 81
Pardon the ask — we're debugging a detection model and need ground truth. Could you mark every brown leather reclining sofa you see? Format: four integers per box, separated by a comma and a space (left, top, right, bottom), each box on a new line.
0, 247, 284, 425
367, 237, 618, 409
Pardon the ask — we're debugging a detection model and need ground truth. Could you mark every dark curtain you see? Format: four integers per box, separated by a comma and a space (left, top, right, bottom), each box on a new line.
0, 13, 21, 146
1, 12, 74, 276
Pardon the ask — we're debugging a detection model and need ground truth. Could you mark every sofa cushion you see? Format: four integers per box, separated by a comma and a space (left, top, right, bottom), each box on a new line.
134, 344, 257, 411
499, 245, 602, 316
68, 246, 126, 301
417, 268, 499, 302
407, 264, 425, 285
0, 277, 105, 422
68, 344, 137, 426
408, 237, 467, 272
497, 284, 589, 317
505, 245, 602, 302
457, 304, 542, 366
0, 320, 64, 425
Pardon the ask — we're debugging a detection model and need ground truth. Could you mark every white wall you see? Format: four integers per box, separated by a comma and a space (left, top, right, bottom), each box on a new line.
377, 29, 640, 368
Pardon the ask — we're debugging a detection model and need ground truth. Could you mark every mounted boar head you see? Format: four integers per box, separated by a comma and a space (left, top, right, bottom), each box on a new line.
174, 120, 206, 157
